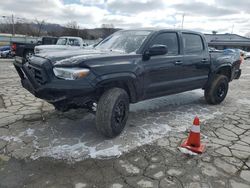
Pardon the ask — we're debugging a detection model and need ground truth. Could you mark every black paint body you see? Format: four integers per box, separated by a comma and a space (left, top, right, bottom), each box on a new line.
13, 29, 241, 110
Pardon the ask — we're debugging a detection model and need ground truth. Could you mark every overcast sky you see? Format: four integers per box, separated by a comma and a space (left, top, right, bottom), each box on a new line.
0, 0, 250, 36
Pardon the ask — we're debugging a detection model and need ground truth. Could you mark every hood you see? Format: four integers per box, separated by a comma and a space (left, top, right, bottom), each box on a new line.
33, 48, 129, 66
36, 45, 68, 50
35, 45, 70, 54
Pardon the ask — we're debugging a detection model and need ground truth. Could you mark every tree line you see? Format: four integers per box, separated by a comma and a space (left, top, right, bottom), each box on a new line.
0, 20, 118, 39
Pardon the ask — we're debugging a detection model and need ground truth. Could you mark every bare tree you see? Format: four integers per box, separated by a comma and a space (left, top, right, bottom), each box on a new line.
35, 19, 45, 37
101, 23, 114, 29
101, 23, 116, 38
0, 16, 13, 34
63, 21, 79, 36
212, 31, 218, 35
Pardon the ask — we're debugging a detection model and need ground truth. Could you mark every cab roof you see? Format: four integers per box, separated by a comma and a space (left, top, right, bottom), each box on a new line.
118, 28, 203, 35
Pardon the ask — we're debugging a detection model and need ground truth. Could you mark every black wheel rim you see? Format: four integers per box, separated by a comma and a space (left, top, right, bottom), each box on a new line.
114, 101, 126, 126
217, 83, 226, 98
25, 52, 33, 62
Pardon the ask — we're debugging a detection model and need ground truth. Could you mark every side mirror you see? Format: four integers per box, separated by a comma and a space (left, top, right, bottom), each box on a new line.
147, 44, 168, 57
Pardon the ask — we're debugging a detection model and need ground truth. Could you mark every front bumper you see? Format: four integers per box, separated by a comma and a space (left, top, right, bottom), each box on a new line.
13, 60, 95, 104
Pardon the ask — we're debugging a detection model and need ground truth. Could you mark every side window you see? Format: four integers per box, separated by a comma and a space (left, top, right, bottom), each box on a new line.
150, 33, 179, 55
183, 33, 204, 54
68, 39, 80, 46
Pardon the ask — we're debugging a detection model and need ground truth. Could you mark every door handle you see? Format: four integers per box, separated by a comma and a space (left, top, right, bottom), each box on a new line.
202, 59, 208, 63
174, 61, 183, 65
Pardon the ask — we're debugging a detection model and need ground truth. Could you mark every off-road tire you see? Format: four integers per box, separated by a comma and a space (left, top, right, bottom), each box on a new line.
96, 88, 129, 138
24, 50, 34, 62
205, 75, 229, 105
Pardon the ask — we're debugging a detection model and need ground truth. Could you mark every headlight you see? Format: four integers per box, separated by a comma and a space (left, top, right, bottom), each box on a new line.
53, 67, 89, 80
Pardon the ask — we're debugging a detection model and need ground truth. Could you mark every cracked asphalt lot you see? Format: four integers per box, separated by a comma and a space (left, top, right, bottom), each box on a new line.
0, 59, 250, 188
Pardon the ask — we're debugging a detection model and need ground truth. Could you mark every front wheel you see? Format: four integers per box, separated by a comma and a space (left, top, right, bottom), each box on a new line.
96, 88, 129, 138
24, 50, 34, 62
205, 75, 229, 105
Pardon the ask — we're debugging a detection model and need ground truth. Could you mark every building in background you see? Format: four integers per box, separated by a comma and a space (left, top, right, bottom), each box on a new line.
205, 33, 250, 51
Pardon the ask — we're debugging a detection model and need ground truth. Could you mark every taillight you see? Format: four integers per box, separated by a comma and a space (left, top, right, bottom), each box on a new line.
11, 43, 16, 51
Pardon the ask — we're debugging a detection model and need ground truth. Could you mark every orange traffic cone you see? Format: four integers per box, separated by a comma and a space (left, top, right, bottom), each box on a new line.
180, 116, 205, 154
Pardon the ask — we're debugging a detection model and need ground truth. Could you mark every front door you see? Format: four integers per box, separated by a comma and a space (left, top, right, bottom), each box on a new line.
143, 32, 184, 99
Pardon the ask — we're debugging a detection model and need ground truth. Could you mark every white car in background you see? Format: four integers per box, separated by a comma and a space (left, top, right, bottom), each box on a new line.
34, 36, 87, 54
237, 49, 250, 60
243, 51, 250, 59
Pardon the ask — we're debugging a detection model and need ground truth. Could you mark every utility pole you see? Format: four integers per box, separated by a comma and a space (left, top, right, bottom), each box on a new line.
231, 24, 234, 34
181, 14, 185, 29
11, 14, 15, 36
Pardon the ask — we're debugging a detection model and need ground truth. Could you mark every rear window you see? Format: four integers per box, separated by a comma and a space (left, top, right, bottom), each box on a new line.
183, 33, 204, 54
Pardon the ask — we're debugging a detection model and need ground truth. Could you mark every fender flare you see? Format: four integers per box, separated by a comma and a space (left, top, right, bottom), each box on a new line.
95, 72, 139, 102
206, 64, 232, 89
213, 64, 232, 80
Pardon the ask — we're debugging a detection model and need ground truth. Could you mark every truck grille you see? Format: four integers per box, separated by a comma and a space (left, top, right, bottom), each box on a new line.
27, 64, 47, 85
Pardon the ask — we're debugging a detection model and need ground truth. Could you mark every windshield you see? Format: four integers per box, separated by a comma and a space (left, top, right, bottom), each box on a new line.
56, 38, 67, 45
95, 30, 151, 53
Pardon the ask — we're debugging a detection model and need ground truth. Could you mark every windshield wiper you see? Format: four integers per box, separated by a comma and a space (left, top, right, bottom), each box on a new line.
109, 49, 125, 53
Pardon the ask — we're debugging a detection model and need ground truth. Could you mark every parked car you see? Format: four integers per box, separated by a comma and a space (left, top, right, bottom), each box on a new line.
11, 36, 58, 63
0, 45, 10, 52
240, 50, 250, 59
0, 50, 12, 58
13, 29, 241, 137
244, 52, 250, 59
34, 36, 88, 54
0, 46, 12, 58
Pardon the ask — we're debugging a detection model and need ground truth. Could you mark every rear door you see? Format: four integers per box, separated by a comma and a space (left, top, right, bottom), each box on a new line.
181, 33, 210, 88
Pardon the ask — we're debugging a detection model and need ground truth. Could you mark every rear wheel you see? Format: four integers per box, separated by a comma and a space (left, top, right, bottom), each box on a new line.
205, 75, 229, 104
96, 88, 129, 138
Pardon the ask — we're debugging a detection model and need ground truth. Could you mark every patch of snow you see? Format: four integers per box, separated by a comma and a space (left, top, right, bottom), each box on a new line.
88, 145, 122, 158
110, 184, 123, 188
241, 73, 250, 76
137, 179, 153, 187
30, 104, 220, 161
154, 171, 164, 178
178, 147, 198, 156
237, 99, 250, 105
0, 128, 35, 143
75, 183, 87, 188
119, 160, 140, 174
0, 135, 22, 142
31, 142, 122, 161
19, 128, 35, 137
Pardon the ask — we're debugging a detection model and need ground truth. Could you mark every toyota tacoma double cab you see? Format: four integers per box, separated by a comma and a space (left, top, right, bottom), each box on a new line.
13, 29, 241, 138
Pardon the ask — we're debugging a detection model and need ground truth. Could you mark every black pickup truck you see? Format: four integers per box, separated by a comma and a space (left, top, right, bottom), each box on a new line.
12, 37, 58, 63
13, 29, 241, 137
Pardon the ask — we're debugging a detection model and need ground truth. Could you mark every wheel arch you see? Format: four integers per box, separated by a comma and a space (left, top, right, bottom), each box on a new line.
214, 65, 232, 81
95, 73, 139, 103
23, 48, 34, 56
